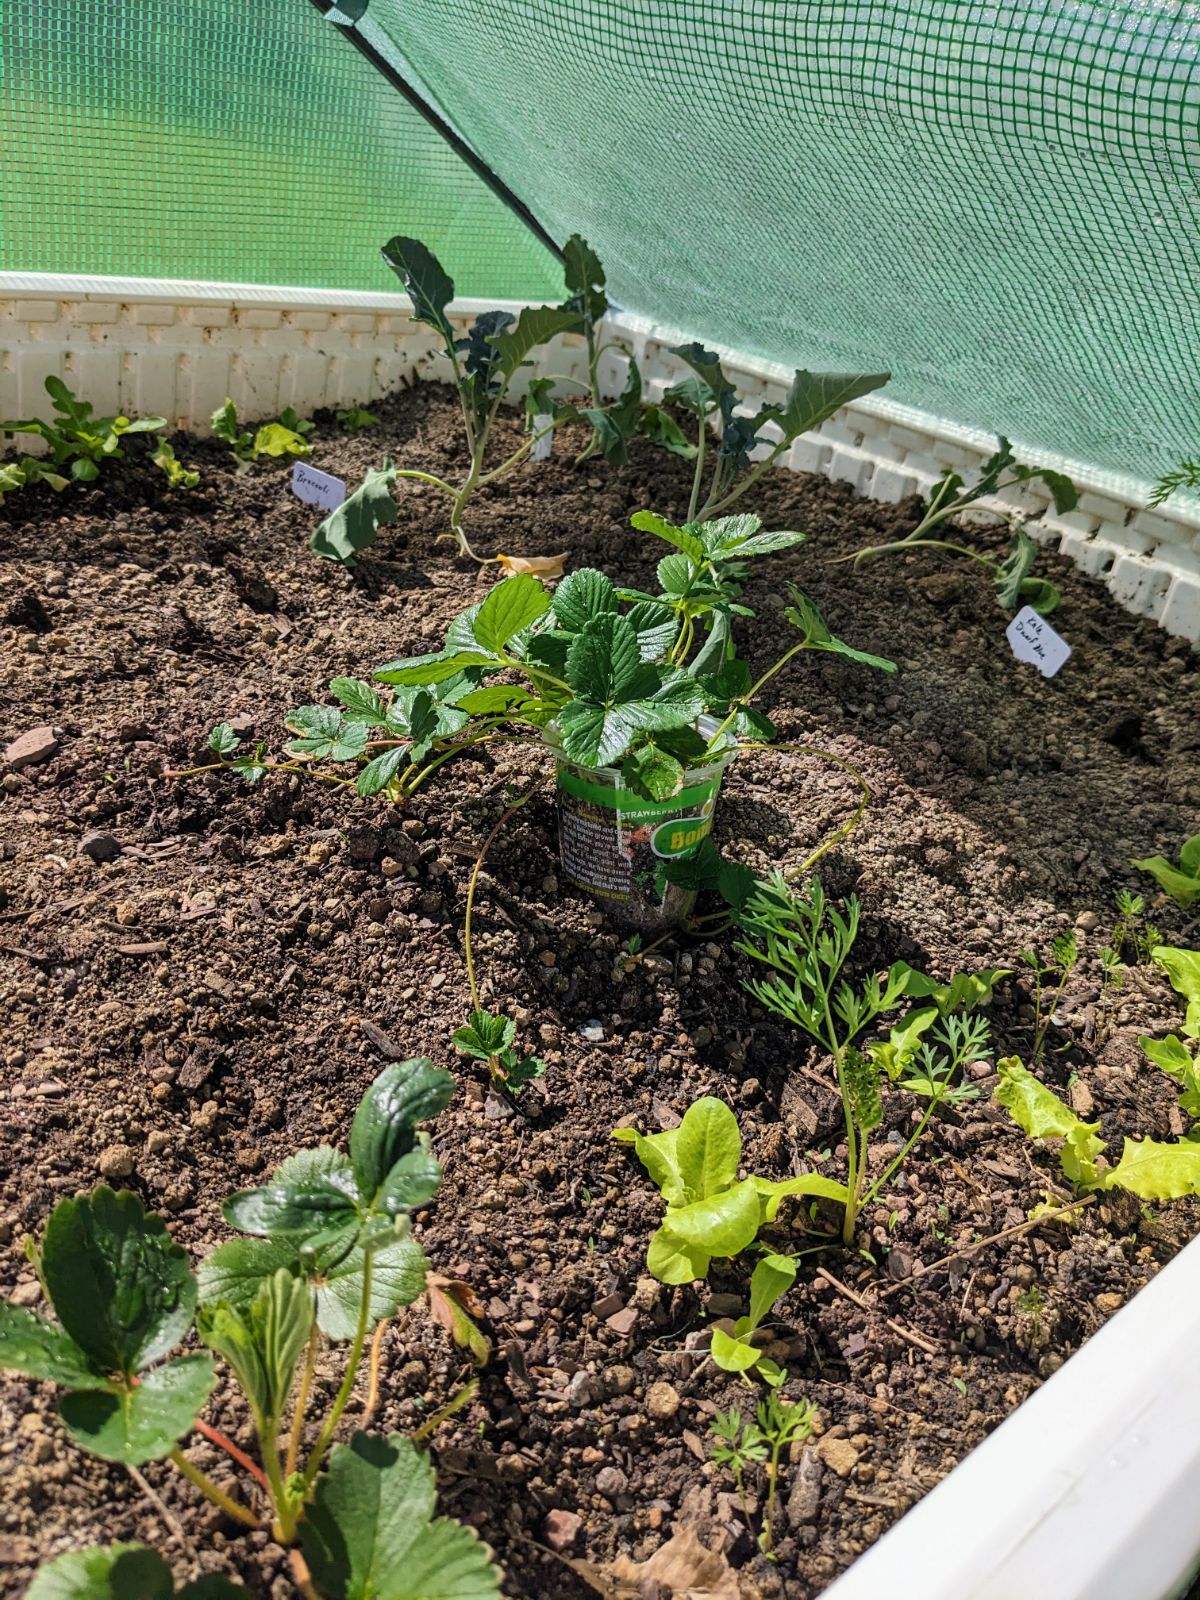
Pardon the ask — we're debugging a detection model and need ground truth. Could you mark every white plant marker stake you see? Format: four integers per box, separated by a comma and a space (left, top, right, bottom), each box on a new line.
1006, 604, 1071, 677
529, 415, 554, 462
291, 461, 346, 512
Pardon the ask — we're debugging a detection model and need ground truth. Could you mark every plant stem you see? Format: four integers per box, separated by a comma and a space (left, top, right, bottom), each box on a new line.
861, 1094, 942, 1208
390, 467, 459, 498
284, 1322, 320, 1479
410, 1379, 478, 1443
161, 759, 355, 787
842, 536, 998, 570
704, 640, 806, 755
168, 1447, 260, 1529
701, 440, 787, 519
302, 1250, 374, 1490
464, 784, 542, 1010
687, 413, 708, 522
363, 1319, 388, 1426
194, 1417, 270, 1491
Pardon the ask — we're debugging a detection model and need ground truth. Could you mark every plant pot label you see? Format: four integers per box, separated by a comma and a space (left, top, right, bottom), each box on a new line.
556, 763, 725, 930
291, 462, 346, 512
529, 418, 554, 462
1006, 605, 1071, 678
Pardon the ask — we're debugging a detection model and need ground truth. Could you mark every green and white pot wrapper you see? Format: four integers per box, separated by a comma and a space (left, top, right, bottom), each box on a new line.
553, 721, 735, 930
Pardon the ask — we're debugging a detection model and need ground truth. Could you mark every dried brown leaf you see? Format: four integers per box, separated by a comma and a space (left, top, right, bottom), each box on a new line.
569, 1525, 758, 1599
494, 550, 568, 577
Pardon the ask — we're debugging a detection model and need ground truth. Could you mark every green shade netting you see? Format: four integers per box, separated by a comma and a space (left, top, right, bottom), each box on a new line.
351, 0, 1200, 484
0, 0, 559, 299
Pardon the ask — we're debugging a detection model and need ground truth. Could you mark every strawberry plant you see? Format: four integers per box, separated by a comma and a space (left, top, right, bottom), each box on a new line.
210, 398, 312, 473
2, 1061, 501, 1598
846, 436, 1078, 615
660, 343, 889, 522
1133, 833, 1200, 908
2, 375, 168, 488
198, 508, 892, 804
29, 1545, 246, 1598
453, 1008, 545, 1094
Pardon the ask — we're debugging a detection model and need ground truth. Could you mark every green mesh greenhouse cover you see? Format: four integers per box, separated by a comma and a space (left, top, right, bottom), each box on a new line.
341, 0, 1200, 486
0, 0, 559, 299
3, 2, 1199, 484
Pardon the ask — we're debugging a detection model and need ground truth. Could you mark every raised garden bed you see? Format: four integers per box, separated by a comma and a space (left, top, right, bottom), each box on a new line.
1, 382, 1198, 1597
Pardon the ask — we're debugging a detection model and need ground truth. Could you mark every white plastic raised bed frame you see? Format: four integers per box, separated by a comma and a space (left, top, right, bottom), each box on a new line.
3, 274, 1200, 1597
3, 271, 1198, 644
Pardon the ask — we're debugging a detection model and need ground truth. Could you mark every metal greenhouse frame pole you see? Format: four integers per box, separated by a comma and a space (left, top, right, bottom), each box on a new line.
307, 0, 564, 264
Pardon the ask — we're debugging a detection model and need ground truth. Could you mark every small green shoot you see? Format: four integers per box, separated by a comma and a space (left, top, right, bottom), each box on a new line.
152, 440, 200, 489
336, 405, 380, 432
707, 1383, 817, 1555
210, 398, 312, 472
1020, 930, 1078, 1057
452, 1008, 545, 1094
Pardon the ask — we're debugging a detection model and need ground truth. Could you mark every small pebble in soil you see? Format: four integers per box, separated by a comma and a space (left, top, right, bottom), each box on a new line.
77, 830, 121, 863
4, 726, 60, 770
96, 1143, 135, 1180
580, 1019, 605, 1042
646, 1381, 681, 1420
543, 1510, 582, 1553
595, 1466, 628, 1497
816, 1436, 861, 1477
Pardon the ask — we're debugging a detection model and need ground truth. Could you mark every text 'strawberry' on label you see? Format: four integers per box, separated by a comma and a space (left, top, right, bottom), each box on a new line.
1006, 605, 1071, 678
291, 461, 346, 511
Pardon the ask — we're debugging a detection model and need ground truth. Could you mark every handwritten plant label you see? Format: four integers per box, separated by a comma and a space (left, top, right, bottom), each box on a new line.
1006, 605, 1071, 678
291, 461, 346, 512
529, 415, 554, 463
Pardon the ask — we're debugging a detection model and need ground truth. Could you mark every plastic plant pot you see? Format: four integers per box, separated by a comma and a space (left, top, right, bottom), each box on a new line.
552, 719, 735, 931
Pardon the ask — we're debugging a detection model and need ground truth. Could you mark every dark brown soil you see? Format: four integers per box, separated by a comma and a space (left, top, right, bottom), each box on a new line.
1, 385, 1198, 1598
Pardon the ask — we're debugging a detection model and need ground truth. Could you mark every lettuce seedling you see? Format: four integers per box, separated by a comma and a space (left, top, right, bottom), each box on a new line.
210, 398, 311, 473
1132, 834, 1200, 908
995, 1056, 1200, 1200
1153, 945, 1200, 1039
709, 1252, 797, 1384
660, 343, 889, 522
2, 375, 166, 485
1, 1063, 499, 1595
847, 437, 1077, 615
153, 440, 201, 489
0, 455, 69, 502
379, 236, 583, 560
204, 509, 893, 805
613, 1097, 843, 1284
734, 873, 1004, 1245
